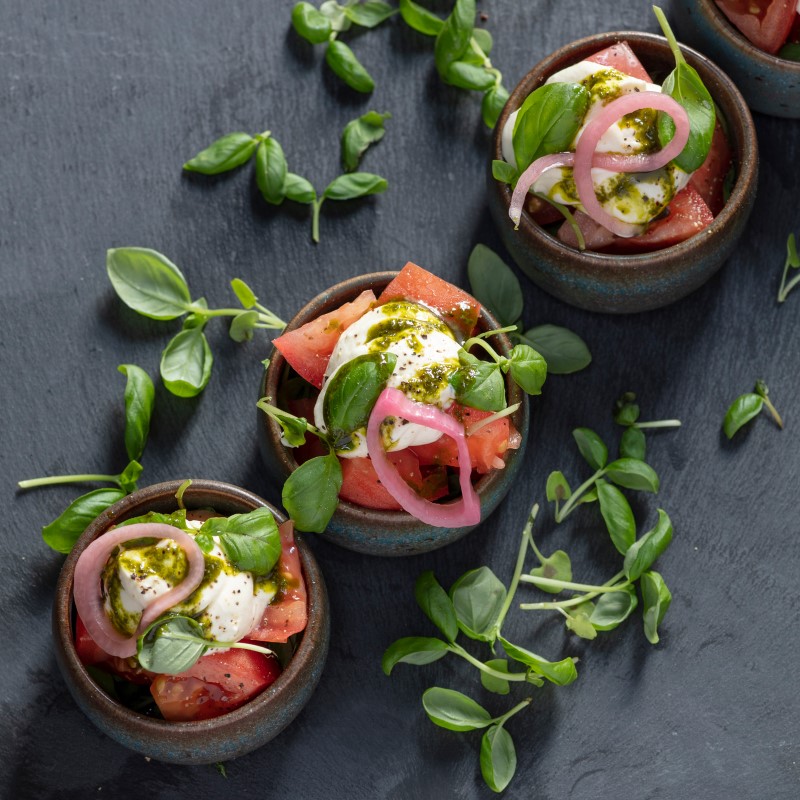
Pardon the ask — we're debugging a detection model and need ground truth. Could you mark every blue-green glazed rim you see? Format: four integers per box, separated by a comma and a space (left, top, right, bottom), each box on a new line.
259, 271, 530, 557
488, 31, 758, 314
53, 479, 330, 764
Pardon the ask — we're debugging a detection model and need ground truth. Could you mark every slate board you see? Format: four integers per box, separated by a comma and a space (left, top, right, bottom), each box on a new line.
2, 1, 798, 798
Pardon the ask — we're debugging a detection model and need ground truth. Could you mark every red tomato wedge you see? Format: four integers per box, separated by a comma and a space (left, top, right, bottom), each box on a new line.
273, 289, 376, 389
75, 614, 157, 685
150, 647, 282, 722
688, 121, 732, 216
586, 41, 653, 82
410, 404, 521, 474
715, 0, 796, 53
248, 521, 308, 644
377, 262, 480, 340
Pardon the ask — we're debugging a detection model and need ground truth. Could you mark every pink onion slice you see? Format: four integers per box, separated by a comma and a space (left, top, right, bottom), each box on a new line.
73, 522, 206, 658
573, 91, 690, 238
510, 153, 575, 227
366, 388, 481, 528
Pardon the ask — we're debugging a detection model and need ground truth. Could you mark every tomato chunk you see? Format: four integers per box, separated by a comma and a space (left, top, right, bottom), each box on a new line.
586, 41, 653, 82
248, 521, 308, 643
74, 615, 157, 685
715, 0, 796, 53
688, 121, 732, 217
273, 289, 376, 389
150, 648, 281, 722
378, 262, 480, 340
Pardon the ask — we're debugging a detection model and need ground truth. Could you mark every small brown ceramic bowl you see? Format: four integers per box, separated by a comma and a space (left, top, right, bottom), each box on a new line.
671, 0, 800, 118
258, 272, 530, 557
488, 31, 758, 314
53, 479, 330, 764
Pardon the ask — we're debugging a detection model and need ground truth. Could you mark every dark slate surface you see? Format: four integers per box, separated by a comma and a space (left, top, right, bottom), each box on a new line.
2, 1, 798, 798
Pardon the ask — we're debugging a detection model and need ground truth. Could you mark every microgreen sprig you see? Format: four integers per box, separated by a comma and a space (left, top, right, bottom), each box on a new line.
723, 380, 783, 439
777, 233, 800, 303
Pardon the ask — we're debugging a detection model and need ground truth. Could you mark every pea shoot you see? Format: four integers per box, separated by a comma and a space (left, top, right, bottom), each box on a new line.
777, 232, 800, 303
723, 380, 783, 439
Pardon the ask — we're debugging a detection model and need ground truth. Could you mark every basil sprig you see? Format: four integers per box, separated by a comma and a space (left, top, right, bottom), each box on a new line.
653, 6, 715, 173
184, 116, 389, 242
107, 247, 285, 397
723, 380, 783, 439
198, 507, 282, 576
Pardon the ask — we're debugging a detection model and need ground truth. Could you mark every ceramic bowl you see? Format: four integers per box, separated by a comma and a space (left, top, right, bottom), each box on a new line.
487, 31, 758, 314
52, 479, 330, 764
258, 272, 530, 557
670, 0, 800, 118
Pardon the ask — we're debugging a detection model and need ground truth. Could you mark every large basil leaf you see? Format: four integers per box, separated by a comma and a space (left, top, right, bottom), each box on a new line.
282, 452, 342, 533
118, 364, 154, 462
42, 488, 126, 553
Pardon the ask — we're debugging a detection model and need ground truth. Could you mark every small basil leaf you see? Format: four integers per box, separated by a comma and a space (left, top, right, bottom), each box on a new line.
284, 172, 317, 204
467, 244, 523, 327
215, 507, 281, 576
482, 84, 509, 129
422, 687, 492, 732
641, 570, 672, 644
229, 310, 259, 342
118, 460, 143, 494
605, 458, 660, 493
589, 586, 639, 631
530, 549, 572, 593
343, 1, 395, 28
450, 351, 505, 412
106, 247, 192, 320
545, 471, 571, 503
282, 451, 342, 533
183, 132, 257, 175
341, 110, 391, 172
323, 172, 388, 201
508, 344, 547, 395
255, 138, 287, 206
480, 658, 511, 695
325, 40, 375, 93
480, 724, 517, 793
118, 364, 154, 462
619, 426, 646, 461
596, 479, 636, 555
291, 1, 333, 43
433, 0, 474, 79
723, 393, 763, 439
381, 637, 449, 675
519, 325, 592, 375
472, 27, 492, 55
572, 427, 608, 471
160, 327, 213, 397
137, 615, 209, 674
230, 278, 256, 309
624, 510, 673, 581
445, 60, 495, 91
449, 566, 506, 642
491, 159, 516, 184
498, 635, 577, 686
414, 571, 458, 643
399, 0, 443, 36
42, 488, 126, 553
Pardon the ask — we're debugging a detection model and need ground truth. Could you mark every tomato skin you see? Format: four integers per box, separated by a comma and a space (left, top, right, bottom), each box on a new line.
586, 41, 653, 82
273, 289, 376, 389
377, 262, 480, 340
715, 0, 796, 53
74, 615, 157, 685
150, 647, 282, 722
688, 121, 732, 217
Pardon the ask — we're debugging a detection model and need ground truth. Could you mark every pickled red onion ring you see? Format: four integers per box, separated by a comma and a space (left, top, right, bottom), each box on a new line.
366, 388, 481, 527
509, 154, 576, 227
73, 522, 206, 658
573, 91, 690, 238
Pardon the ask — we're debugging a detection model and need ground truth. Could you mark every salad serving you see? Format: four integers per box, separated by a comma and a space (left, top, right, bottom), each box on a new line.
714, 0, 800, 57
72, 497, 308, 722
259, 262, 542, 534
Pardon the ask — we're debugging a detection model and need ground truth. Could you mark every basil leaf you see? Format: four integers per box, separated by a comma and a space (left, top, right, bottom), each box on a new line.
42, 488, 126, 553
450, 351, 505, 412
213, 507, 281, 576
481, 724, 517, 793
183, 132, 257, 175
284, 172, 317, 204
467, 244, 522, 327
619, 426, 646, 460
343, 1, 395, 28
230, 278, 256, 308
723, 393, 763, 439
545, 471, 571, 503
491, 159, 516, 184
472, 27, 492, 55
118, 459, 143, 494
160, 327, 213, 397
480, 658, 511, 695
323, 172, 388, 200
445, 60, 495, 91
530, 549, 572, 593
508, 344, 547, 395
117, 364, 154, 462
482, 84, 509, 129
658, 63, 715, 173
433, 0, 474, 79
381, 637, 450, 675
498, 635, 578, 686
282, 451, 342, 533
596, 479, 636, 556
422, 687, 492, 732
449, 566, 506, 642
414, 571, 458, 643
589, 586, 638, 631
399, 0, 443, 36
572, 427, 607, 471
255, 138, 287, 206
106, 247, 192, 320
519, 325, 591, 375
512, 83, 588, 173
624, 509, 673, 581
137, 615, 209, 674
323, 352, 397, 448
229, 310, 259, 342
291, 1, 333, 43
605, 458, 660, 493
641, 570, 672, 644
341, 111, 391, 172
325, 40, 375, 93
117, 509, 188, 530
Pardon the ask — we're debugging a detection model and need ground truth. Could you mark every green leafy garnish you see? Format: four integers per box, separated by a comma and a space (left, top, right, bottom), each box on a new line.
723, 380, 783, 439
